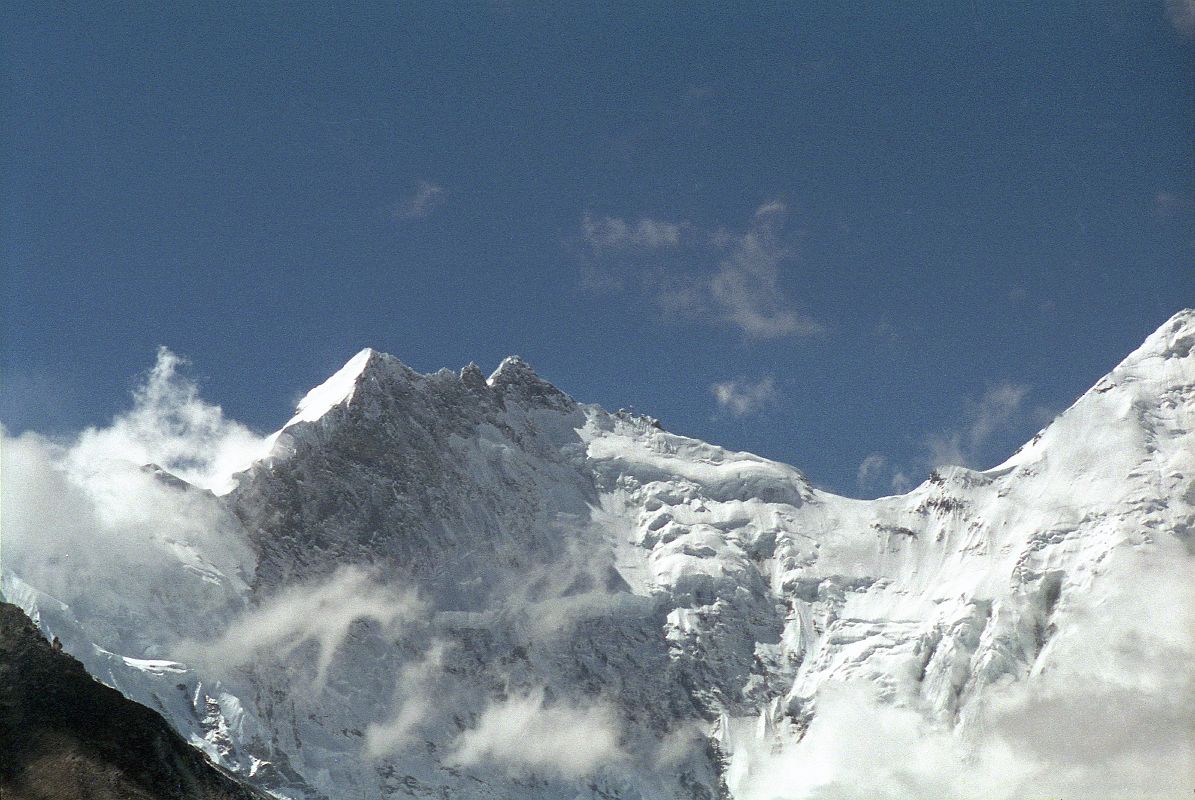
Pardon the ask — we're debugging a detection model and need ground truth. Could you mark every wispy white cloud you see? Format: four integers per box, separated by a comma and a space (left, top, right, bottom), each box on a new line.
711, 376, 778, 417
394, 180, 447, 220
652, 721, 710, 769
889, 470, 912, 493
856, 453, 888, 489
177, 566, 425, 689
873, 316, 903, 346
855, 383, 1043, 497
576, 201, 823, 339
1007, 287, 1058, 317
364, 642, 448, 758
364, 530, 645, 763
581, 212, 685, 251
1166, 0, 1195, 38
448, 688, 626, 779
708, 202, 823, 339
1154, 190, 1190, 218
857, 453, 914, 495
926, 383, 1029, 468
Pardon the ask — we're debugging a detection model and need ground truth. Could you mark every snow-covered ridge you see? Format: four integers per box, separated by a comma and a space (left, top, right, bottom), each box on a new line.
5, 309, 1193, 799
291, 348, 378, 425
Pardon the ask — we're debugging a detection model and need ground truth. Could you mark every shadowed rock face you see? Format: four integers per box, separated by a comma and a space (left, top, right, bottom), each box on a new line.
0, 602, 266, 800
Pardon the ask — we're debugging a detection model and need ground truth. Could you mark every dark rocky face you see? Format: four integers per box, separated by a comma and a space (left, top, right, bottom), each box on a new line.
0, 602, 267, 800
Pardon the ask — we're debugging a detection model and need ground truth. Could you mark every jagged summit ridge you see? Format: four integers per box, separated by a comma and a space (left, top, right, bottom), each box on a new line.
260, 350, 575, 464
288, 351, 572, 426
274, 307, 1195, 472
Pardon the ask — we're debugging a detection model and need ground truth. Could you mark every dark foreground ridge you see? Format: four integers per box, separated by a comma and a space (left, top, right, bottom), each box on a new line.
0, 602, 267, 800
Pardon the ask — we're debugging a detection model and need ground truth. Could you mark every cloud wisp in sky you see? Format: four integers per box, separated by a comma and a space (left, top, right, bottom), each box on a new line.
577, 201, 823, 340
710, 376, 778, 418
1167, 0, 1195, 38
581, 212, 685, 251
576, 211, 690, 292
856, 382, 1047, 496
855, 452, 913, 494
707, 201, 824, 339
924, 382, 1031, 468
394, 180, 447, 220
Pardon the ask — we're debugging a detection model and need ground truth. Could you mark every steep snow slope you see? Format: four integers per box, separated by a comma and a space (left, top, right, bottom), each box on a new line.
4, 310, 1192, 799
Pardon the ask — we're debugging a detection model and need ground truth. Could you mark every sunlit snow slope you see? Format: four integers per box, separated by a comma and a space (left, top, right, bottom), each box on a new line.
4, 310, 1192, 799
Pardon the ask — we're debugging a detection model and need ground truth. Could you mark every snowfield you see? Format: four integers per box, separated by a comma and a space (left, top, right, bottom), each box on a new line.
3, 310, 1193, 799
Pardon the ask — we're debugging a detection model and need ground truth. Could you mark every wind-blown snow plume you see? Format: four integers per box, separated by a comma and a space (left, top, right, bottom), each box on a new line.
69, 346, 267, 494
1, 427, 253, 650
0, 347, 267, 649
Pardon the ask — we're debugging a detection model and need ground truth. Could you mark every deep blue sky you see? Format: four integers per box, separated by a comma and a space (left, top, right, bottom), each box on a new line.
3, 3, 1193, 496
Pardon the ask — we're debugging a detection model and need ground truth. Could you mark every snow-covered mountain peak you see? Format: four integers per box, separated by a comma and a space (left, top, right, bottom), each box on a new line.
992, 307, 1194, 475
7, 314, 1192, 800
1094, 306, 1194, 388
487, 353, 534, 382
1138, 306, 1195, 359
285, 347, 379, 426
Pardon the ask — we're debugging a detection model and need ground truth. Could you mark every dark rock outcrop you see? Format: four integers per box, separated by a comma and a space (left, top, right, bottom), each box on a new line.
0, 602, 267, 800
